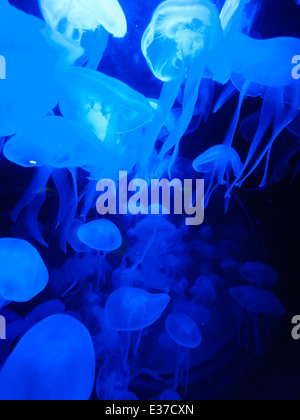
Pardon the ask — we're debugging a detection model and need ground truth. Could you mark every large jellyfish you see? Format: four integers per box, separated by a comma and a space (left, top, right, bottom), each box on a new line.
0, 1, 82, 136
0, 315, 95, 400
219, 32, 300, 195
3, 116, 109, 250
141, 0, 231, 174
0, 238, 48, 307
39, 0, 127, 69
229, 285, 285, 353
165, 313, 202, 390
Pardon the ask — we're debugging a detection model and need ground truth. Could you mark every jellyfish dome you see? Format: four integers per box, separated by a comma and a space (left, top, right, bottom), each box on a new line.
77, 219, 122, 252
165, 313, 202, 349
39, 0, 127, 40
239, 262, 278, 285
0, 315, 95, 400
105, 287, 170, 331
141, 0, 227, 83
0, 238, 48, 303
229, 286, 285, 316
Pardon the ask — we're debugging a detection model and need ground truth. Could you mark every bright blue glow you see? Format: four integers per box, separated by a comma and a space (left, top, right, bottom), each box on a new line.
0, 315, 95, 400
77, 219, 123, 252
0, 238, 48, 303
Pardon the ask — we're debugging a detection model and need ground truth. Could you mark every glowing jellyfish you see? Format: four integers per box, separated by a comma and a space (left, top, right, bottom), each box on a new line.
239, 262, 278, 285
159, 389, 182, 400
96, 353, 130, 400
3, 116, 108, 250
141, 0, 231, 174
39, 0, 127, 69
192, 145, 243, 205
165, 313, 202, 389
68, 219, 92, 253
77, 219, 122, 252
229, 286, 285, 352
219, 33, 300, 195
0, 315, 95, 400
0, 238, 48, 306
59, 67, 154, 145
92, 306, 119, 360
0, 1, 82, 136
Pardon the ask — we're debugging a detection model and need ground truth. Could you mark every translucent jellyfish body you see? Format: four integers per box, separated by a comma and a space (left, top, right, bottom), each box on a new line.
0, 315, 95, 400
239, 262, 278, 285
96, 353, 130, 400
0, 1, 82, 136
77, 220, 122, 252
0, 238, 48, 305
105, 287, 170, 332
229, 286, 285, 352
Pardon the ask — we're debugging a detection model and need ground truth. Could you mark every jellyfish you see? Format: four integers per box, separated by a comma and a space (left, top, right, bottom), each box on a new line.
96, 353, 130, 400
219, 32, 300, 196
165, 313, 202, 390
3, 116, 109, 251
0, 238, 48, 308
0, 1, 83, 136
239, 262, 278, 286
192, 145, 243, 206
39, 0, 127, 69
0, 315, 95, 400
158, 389, 182, 400
229, 285, 285, 353
92, 306, 119, 360
141, 0, 231, 175
105, 287, 170, 361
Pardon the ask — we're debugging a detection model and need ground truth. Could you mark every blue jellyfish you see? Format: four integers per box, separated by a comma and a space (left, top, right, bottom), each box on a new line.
141, 0, 231, 174
192, 144, 243, 206
3, 116, 109, 250
39, 0, 127, 69
92, 306, 119, 360
165, 313, 202, 390
220, 32, 300, 194
0, 238, 48, 307
229, 285, 285, 353
158, 389, 182, 400
0, 315, 95, 400
96, 354, 130, 400
0, 1, 82, 136
239, 262, 278, 286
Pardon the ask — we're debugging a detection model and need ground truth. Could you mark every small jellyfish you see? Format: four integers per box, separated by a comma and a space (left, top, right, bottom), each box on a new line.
141, 0, 230, 174
3, 116, 108, 250
239, 262, 278, 285
96, 353, 130, 400
39, 0, 127, 69
0, 315, 95, 400
0, 238, 48, 306
229, 285, 285, 353
165, 313, 202, 390
0, 1, 82, 136
192, 144, 243, 206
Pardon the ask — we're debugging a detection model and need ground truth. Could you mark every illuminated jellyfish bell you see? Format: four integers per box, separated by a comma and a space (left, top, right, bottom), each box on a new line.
0, 315, 95, 400
39, 0, 127, 69
141, 0, 231, 174
3, 116, 108, 250
239, 262, 278, 285
193, 144, 243, 205
77, 220, 122, 252
105, 287, 170, 332
0, 1, 82, 136
0, 238, 48, 305
59, 67, 155, 145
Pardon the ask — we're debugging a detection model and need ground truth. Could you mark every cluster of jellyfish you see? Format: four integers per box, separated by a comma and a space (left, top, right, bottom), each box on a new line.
0, 0, 297, 400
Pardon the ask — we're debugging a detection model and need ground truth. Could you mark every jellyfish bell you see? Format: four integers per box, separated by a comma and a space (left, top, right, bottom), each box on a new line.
0, 238, 48, 304
239, 262, 278, 285
77, 219, 122, 252
59, 67, 155, 144
0, 314, 95, 400
105, 287, 170, 332
166, 313, 202, 349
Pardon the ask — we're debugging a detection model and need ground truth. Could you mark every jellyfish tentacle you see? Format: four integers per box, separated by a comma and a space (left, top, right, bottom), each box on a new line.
24, 192, 48, 247
60, 168, 79, 253
11, 166, 52, 222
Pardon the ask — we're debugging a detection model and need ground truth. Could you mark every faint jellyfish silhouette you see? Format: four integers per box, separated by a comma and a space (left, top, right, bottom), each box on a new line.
239, 262, 278, 285
0, 314, 95, 400
165, 313, 202, 390
96, 353, 130, 400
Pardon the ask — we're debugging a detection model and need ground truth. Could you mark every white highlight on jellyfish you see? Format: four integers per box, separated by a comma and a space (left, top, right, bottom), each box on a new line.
0, 55, 6, 80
